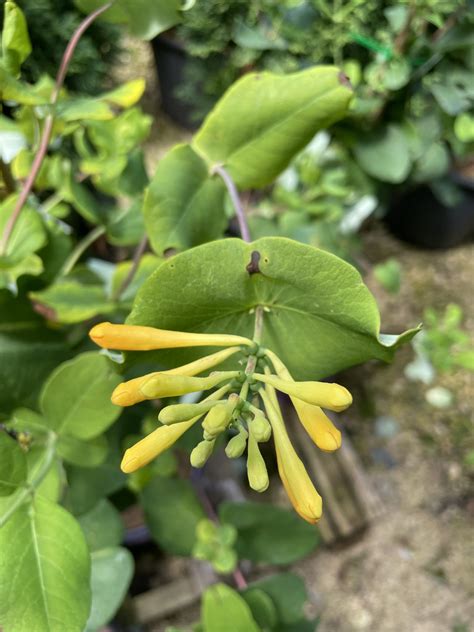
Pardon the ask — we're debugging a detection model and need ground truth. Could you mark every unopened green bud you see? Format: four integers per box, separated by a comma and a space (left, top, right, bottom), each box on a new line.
159, 400, 221, 424
213, 547, 238, 574
225, 429, 248, 458
196, 519, 217, 543
190, 439, 215, 468
202, 394, 238, 437
251, 414, 271, 442
247, 431, 269, 492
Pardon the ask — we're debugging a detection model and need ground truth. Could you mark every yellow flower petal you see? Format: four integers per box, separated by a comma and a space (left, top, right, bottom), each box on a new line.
292, 398, 341, 451
139, 371, 237, 399
111, 348, 239, 407
255, 372, 352, 412
264, 350, 341, 451
89, 322, 251, 351
121, 418, 196, 473
120, 385, 229, 473
261, 389, 322, 524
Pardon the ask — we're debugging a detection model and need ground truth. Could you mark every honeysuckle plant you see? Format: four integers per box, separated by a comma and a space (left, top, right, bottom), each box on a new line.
89, 317, 353, 523
0, 3, 419, 632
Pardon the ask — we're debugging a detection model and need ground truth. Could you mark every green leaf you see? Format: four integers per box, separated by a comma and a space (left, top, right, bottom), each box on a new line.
62, 171, 107, 224
111, 253, 163, 304
0, 291, 69, 414
248, 573, 308, 625
0, 195, 47, 265
55, 98, 113, 122
27, 446, 63, 502
78, 499, 124, 551
0, 431, 27, 495
203, 583, 261, 632
454, 113, 474, 142
57, 433, 109, 468
0, 496, 91, 632
193, 66, 352, 189
0, 65, 49, 104
29, 280, 115, 324
75, 0, 182, 40
383, 59, 410, 90
354, 124, 411, 183
107, 198, 146, 246
241, 588, 278, 630
144, 144, 227, 254
413, 142, 449, 182
86, 547, 134, 632
127, 238, 418, 380
0, 252, 44, 290
100, 78, 146, 107
142, 477, 205, 556
219, 501, 319, 564
40, 352, 122, 440
2, 0, 32, 76
65, 455, 126, 516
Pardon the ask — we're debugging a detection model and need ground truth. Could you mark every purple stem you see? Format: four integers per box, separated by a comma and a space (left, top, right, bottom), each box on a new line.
212, 164, 251, 242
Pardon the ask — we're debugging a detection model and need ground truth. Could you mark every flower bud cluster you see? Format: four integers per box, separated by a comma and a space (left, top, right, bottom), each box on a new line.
90, 321, 352, 524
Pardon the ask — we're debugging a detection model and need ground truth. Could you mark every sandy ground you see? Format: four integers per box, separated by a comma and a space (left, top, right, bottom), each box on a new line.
119, 39, 474, 632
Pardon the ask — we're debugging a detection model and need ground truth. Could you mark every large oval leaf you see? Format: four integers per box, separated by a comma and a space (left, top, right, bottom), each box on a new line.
85, 547, 133, 632
0, 496, 91, 632
127, 238, 418, 380
193, 66, 352, 189
203, 584, 261, 632
144, 144, 227, 254
40, 352, 122, 440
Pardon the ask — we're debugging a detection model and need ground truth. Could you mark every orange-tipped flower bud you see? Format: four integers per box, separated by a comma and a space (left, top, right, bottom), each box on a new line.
89, 322, 251, 350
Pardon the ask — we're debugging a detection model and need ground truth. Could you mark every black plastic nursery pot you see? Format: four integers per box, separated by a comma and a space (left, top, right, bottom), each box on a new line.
385, 175, 474, 249
151, 34, 201, 130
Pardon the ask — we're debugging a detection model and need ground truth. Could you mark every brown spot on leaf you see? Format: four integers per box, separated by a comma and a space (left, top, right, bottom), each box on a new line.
338, 71, 353, 90
246, 251, 261, 275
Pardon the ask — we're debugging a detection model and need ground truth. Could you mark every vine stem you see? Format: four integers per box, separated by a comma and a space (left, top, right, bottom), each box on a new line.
0, 432, 57, 528
211, 164, 251, 242
111, 235, 148, 301
58, 224, 106, 277
0, 2, 113, 256
244, 306, 264, 375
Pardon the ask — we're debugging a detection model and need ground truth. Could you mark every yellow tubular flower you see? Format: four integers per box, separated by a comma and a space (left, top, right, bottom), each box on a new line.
112, 371, 238, 406
89, 322, 252, 350
261, 388, 322, 524
265, 350, 341, 451
139, 371, 238, 400
121, 385, 229, 473
254, 372, 352, 412
110, 347, 240, 407
247, 428, 269, 492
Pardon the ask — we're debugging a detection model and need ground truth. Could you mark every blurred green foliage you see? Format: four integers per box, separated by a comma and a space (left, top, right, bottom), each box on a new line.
0, 0, 122, 94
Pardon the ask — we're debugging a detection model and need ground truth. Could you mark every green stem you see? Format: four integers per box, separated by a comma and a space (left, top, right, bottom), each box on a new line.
244, 306, 264, 376
58, 224, 106, 277
0, 432, 57, 528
